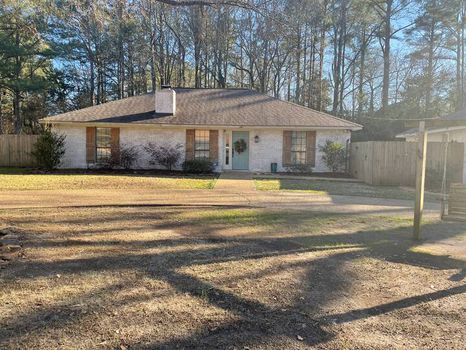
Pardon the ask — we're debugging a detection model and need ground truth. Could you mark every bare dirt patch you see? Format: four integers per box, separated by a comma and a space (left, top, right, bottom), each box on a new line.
0, 206, 464, 349
0, 227, 23, 268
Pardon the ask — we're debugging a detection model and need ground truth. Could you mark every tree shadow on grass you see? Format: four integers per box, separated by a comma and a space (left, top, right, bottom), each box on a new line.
1, 208, 465, 349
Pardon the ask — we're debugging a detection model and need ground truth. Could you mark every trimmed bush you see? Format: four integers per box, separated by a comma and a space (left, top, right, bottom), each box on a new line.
284, 164, 313, 173
182, 159, 215, 173
144, 143, 183, 171
319, 140, 346, 173
119, 144, 140, 169
31, 128, 66, 170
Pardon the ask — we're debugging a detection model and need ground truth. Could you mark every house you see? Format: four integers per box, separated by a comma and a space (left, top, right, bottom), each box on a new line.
40, 87, 362, 172
397, 109, 466, 183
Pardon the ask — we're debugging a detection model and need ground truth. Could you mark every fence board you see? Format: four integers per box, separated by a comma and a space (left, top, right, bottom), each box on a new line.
350, 141, 464, 186
448, 184, 466, 220
0, 135, 38, 167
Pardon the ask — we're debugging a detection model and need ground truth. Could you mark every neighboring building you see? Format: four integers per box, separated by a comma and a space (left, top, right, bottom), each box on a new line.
397, 109, 466, 183
40, 87, 362, 172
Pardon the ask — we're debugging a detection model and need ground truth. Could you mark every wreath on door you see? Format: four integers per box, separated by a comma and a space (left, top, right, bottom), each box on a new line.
233, 138, 247, 154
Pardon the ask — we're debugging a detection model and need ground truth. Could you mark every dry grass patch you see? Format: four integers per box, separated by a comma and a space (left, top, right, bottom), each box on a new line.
254, 178, 441, 201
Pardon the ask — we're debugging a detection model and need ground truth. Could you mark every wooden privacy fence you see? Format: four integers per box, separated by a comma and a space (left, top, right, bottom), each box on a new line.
448, 184, 466, 220
350, 141, 464, 186
0, 135, 39, 167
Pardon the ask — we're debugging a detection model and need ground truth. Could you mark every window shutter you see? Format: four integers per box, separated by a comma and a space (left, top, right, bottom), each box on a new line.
283, 131, 292, 166
209, 130, 219, 162
86, 127, 96, 163
306, 131, 316, 167
185, 129, 195, 161
111, 128, 120, 164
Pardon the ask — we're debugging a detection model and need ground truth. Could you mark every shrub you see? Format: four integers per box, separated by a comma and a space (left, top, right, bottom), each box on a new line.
284, 164, 313, 173
182, 159, 215, 173
144, 142, 183, 171
101, 144, 139, 170
118, 144, 140, 169
319, 140, 346, 173
31, 128, 66, 170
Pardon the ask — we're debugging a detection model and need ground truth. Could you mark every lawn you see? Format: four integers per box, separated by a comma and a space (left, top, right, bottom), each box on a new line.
1, 205, 465, 349
0, 168, 217, 190
254, 178, 441, 201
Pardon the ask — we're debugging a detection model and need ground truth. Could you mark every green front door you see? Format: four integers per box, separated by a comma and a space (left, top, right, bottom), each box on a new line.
232, 131, 249, 170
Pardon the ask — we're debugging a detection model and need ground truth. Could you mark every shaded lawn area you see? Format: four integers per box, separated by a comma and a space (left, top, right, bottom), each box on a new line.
0, 168, 217, 190
255, 178, 441, 201
1, 206, 465, 349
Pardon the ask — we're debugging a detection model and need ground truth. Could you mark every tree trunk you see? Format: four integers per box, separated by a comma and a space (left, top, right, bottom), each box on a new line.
0, 90, 3, 134
295, 25, 302, 103
14, 24, 22, 133
425, 13, 435, 116
13, 89, 21, 134
456, 21, 462, 110
317, 3, 328, 111
358, 29, 367, 117
90, 59, 95, 106
381, 0, 393, 113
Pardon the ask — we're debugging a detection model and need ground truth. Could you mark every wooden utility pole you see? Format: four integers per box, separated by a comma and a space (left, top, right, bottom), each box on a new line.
413, 121, 428, 240
440, 133, 450, 219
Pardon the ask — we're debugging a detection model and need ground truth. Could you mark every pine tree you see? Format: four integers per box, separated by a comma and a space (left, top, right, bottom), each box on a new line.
0, 2, 55, 133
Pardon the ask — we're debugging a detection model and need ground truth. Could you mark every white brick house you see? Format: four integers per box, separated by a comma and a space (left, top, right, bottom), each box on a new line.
397, 126, 466, 183
41, 87, 362, 173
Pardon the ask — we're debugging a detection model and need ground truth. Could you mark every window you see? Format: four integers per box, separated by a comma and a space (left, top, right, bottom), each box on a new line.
225, 132, 230, 165
195, 130, 210, 159
291, 131, 306, 165
96, 127, 112, 163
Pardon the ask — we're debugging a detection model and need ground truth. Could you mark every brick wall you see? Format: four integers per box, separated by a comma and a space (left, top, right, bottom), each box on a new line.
53, 124, 351, 172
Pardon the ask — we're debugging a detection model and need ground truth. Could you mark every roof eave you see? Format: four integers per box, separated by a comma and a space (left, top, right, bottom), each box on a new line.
40, 119, 361, 131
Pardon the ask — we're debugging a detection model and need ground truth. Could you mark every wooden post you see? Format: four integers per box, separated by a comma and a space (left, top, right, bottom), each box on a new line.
440, 133, 450, 219
345, 139, 350, 174
414, 121, 428, 240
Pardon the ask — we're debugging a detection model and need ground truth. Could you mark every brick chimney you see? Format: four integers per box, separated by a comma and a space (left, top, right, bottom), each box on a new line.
155, 85, 176, 115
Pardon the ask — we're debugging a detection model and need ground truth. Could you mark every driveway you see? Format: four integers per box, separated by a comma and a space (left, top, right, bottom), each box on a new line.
0, 187, 439, 216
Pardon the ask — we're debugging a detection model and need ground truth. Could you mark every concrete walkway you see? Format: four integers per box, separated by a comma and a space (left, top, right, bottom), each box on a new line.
214, 171, 256, 191
254, 173, 363, 183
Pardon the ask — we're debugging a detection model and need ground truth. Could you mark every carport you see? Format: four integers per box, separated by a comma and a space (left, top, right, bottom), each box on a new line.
407, 118, 466, 239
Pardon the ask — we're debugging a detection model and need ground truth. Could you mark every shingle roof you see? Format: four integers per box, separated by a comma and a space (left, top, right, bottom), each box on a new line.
397, 108, 466, 138
441, 108, 466, 121
41, 88, 362, 130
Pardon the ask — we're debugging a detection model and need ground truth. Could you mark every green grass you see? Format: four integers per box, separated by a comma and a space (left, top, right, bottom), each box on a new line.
254, 178, 440, 201
0, 170, 217, 190
185, 208, 335, 227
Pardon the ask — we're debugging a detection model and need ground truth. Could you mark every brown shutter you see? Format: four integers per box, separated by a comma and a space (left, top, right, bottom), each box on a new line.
185, 129, 195, 161
306, 131, 316, 167
209, 130, 219, 162
111, 128, 120, 164
282, 130, 292, 166
86, 127, 96, 163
